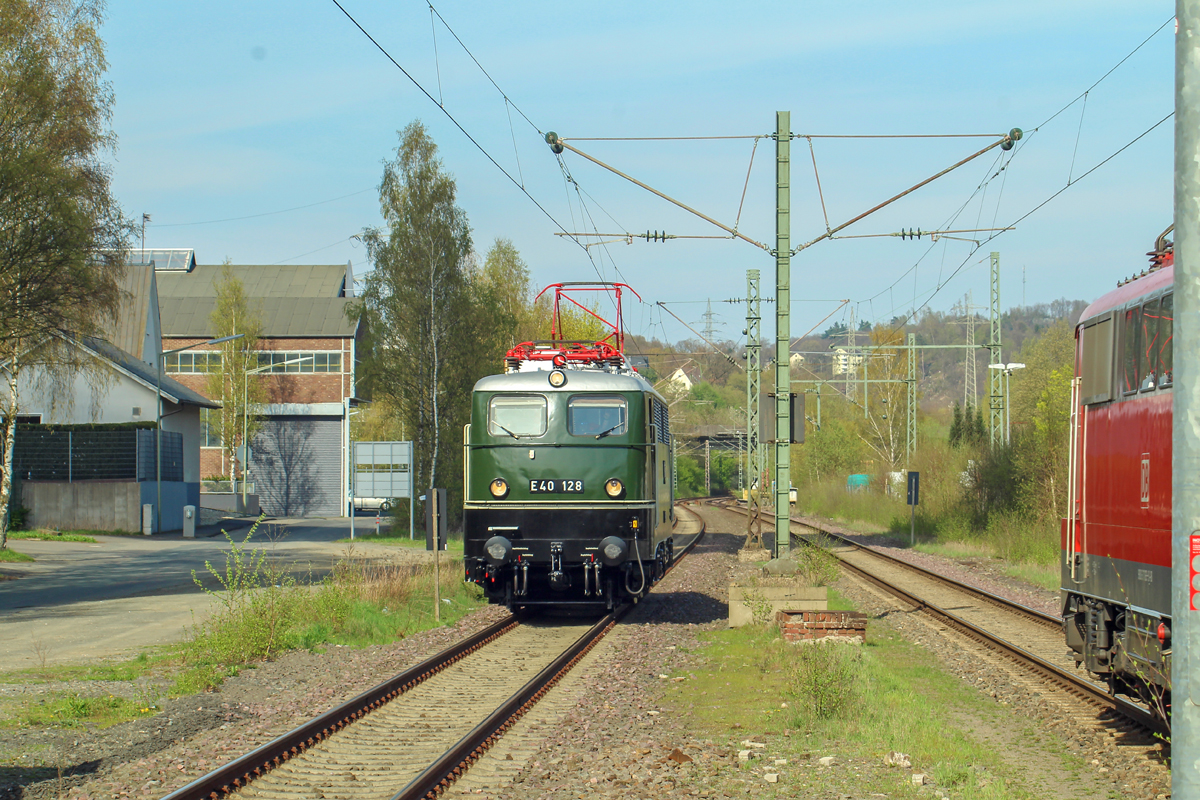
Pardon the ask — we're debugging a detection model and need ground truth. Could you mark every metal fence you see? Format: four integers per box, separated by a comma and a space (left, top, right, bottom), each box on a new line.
13, 429, 183, 482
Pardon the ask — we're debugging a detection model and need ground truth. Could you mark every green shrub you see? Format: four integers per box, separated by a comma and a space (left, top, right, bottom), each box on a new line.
784, 642, 866, 722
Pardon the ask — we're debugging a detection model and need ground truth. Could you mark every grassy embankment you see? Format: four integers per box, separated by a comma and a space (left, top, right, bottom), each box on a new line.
0, 522, 486, 730
792, 442, 1060, 593
662, 597, 1069, 798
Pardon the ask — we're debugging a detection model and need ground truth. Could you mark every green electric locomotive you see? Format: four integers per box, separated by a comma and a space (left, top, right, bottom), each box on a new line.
462, 283, 676, 609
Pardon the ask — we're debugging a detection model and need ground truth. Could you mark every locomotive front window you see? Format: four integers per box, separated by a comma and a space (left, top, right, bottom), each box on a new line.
488, 395, 547, 437
568, 395, 628, 437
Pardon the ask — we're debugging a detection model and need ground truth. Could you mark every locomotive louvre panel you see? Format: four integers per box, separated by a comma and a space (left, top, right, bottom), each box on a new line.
1080, 314, 1113, 404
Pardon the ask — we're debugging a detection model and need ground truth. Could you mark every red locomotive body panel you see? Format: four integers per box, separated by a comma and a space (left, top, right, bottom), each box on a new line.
1076, 391, 1171, 567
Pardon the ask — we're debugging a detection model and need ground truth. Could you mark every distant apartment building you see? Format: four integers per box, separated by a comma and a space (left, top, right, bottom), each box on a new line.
831, 347, 864, 376
151, 250, 363, 518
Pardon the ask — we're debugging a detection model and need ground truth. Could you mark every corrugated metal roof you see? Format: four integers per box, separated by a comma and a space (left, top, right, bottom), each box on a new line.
160, 296, 359, 338
156, 264, 347, 299
102, 264, 154, 361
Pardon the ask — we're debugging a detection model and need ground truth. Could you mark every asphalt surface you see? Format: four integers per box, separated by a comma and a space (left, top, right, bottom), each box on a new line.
0, 515, 416, 672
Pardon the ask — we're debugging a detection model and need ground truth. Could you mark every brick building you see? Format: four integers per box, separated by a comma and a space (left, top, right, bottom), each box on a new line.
152, 250, 363, 517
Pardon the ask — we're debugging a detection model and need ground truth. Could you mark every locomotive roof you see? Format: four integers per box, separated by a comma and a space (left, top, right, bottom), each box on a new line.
474, 369, 661, 399
1079, 263, 1173, 326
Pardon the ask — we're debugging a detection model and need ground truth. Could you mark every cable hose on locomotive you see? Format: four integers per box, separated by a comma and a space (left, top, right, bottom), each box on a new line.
625, 545, 648, 596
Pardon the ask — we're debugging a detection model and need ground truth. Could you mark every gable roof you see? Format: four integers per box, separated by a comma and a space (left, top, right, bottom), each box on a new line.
101, 264, 158, 363
79, 336, 220, 409
158, 296, 359, 338
155, 264, 350, 299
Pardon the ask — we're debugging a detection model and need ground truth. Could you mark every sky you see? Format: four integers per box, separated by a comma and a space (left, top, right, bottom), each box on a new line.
102, 1, 1177, 350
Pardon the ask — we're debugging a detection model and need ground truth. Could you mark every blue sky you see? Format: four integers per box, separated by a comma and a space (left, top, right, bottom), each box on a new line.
103, 1, 1176, 347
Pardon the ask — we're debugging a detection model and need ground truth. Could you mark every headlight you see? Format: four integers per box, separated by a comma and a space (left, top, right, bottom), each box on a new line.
598, 535, 628, 566
484, 535, 512, 566
605, 478, 624, 498
490, 478, 509, 498
548, 369, 567, 387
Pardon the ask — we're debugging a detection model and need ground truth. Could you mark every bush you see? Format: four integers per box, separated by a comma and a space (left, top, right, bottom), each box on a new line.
785, 641, 866, 721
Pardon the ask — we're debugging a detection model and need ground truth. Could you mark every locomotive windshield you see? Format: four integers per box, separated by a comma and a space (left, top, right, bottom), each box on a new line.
488, 394, 547, 437
568, 395, 627, 437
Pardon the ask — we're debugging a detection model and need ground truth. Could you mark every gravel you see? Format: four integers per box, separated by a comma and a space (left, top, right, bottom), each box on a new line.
0, 502, 1168, 800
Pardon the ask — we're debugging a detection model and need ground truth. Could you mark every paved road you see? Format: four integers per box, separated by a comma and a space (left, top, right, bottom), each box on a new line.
0, 517, 421, 672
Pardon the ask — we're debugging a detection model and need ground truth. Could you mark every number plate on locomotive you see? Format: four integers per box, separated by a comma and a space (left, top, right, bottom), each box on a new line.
529, 479, 584, 494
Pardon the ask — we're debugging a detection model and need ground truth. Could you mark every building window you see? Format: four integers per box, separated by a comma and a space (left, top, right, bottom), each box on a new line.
254, 352, 342, 373
200, 408, 221, 447
165, 351, 222, 373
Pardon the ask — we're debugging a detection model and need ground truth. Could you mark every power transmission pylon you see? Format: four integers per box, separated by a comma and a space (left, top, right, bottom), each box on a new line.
745, 269, 763, 548
988, 252, 1004, 447
701, 298, 720, 340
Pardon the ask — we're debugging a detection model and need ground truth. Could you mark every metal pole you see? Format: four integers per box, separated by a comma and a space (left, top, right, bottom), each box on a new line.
242, 366, 248, 508
907, 333, 917, 462
910, 501, 915, 547
1173, 3, 1200, 790
433, 500, 441, 624
156, 355, 162, 534
774, 111, 792, 560
746, 269, 761, 544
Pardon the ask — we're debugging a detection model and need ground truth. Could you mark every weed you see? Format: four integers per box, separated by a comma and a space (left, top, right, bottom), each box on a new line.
30, 636, 50, 670
6, 692, 154, 730
784, 641, 866, 722
5, 530, 98, 543
0, 548, 34, 562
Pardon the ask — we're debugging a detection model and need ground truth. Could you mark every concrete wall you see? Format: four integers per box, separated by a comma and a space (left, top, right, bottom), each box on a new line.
200, 492, 260, 516
22, 481, 143, 532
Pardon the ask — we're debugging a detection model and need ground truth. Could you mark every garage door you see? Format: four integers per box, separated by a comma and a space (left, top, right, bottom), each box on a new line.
250, 416, 342, 517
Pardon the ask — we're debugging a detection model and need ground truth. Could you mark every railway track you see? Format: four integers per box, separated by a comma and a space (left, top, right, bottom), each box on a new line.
162, 504, 705, 800
715, 500, 1169, 741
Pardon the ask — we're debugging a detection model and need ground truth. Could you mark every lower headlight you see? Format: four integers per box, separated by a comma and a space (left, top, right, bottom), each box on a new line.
490, 478, 509, 498
597, 535, 628, 566
604, 478, 624, 498
484, 535, 512, 566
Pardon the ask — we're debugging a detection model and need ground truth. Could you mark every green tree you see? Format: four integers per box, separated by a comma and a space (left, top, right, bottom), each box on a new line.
206, 261, 264, 482
358, 121, 474, 513
0, 0, 131, 548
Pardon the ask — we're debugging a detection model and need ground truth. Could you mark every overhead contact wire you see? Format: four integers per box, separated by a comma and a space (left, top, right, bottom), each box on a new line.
328, 0, 587, 252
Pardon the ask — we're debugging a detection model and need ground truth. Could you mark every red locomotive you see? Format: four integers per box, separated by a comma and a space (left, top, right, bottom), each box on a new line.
1063, 226, 1174, 708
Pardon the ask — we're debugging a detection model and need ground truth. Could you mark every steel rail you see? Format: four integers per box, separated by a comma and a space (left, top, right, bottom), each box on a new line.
393, 507, 707, 799
166, 505, 705, 800
720, 500, 1057, 628
159, 614, 519, 800
712, 499, 1168, 738
836, 556, 1169, 739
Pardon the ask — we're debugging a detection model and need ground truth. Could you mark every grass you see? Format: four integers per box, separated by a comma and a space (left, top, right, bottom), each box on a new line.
171, 525, 485, 695
1004, 561, 1060, 592
6, 530, 98, 543
664, 619, 1042, 798
0, 691, 157, 730
0, 547, 34, 562
338, 530, 465, 554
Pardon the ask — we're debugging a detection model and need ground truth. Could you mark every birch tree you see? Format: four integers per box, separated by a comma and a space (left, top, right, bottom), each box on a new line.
206, 261, 264, 481
0, 0, 131, 548
358, 122, 473, 508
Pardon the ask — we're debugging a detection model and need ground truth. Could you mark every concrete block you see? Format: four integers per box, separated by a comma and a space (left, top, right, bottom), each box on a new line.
728, 584, 828, 627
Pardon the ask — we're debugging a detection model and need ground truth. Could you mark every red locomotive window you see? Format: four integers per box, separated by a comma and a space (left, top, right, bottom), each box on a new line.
1122, 306, 1141, 395
1140, 298, 1160, 391
1159, 293, 1174, 387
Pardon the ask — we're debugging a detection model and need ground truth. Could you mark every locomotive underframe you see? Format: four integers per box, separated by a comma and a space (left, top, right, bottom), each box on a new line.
463, 504, 673, 607
1061, 550, 1171, 692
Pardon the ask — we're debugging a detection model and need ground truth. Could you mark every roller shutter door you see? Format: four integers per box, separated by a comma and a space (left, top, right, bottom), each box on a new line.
250, 416, 342, 517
